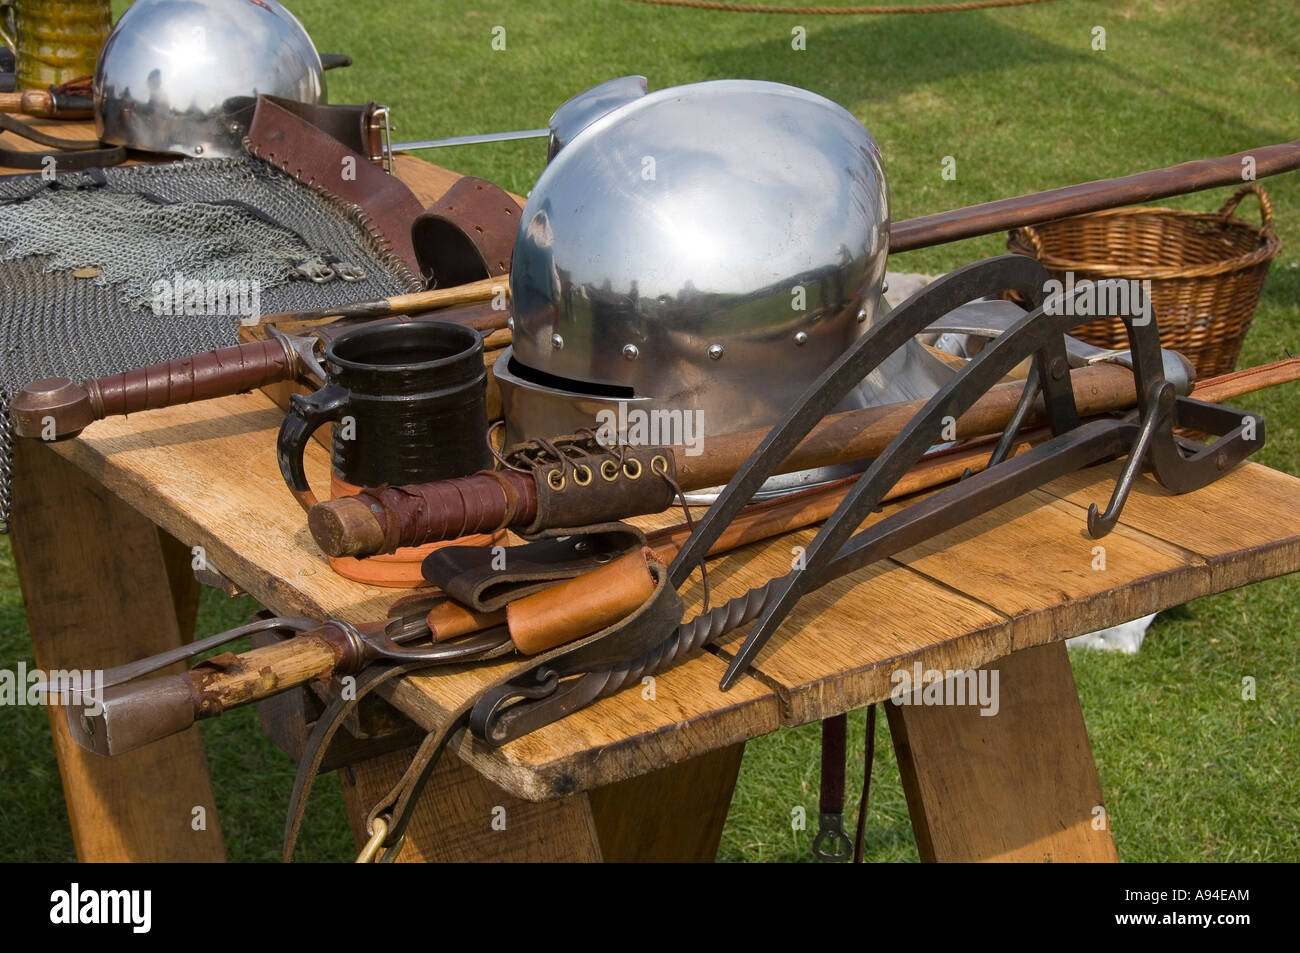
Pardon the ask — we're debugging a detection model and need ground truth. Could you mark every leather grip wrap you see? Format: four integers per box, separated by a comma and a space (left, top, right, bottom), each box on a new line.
88, 338, 295, 419
355, 470, 537, 554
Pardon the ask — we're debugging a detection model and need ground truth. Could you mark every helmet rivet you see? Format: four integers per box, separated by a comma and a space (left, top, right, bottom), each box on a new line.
708, 344, 724, 360
857, 308, 869, 323
194, 145, 204, 156
551, 333, 564, 349
507, 316, 515, 330
881, 280, 890, 293
794, 331, 808, 346
623, 344, 639, 360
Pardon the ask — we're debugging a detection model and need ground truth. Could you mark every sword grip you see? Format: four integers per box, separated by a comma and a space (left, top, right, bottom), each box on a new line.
69, 626, 358, 757
11, 338, 296, 440
308, 470, 538, 557
89, 337, 296, 419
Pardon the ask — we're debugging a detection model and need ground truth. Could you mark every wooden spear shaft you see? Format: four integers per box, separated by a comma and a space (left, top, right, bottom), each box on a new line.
889, 139, 1300, 252
244, 275, 510, 330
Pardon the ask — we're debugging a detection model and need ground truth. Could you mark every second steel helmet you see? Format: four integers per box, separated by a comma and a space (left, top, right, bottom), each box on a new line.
94, 0, 326, 159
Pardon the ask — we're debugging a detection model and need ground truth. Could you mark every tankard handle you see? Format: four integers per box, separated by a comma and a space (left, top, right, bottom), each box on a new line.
277, 383, 350, 511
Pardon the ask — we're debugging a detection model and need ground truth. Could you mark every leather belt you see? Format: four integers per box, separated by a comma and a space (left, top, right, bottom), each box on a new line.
245, 95, 424, 279
0, 112, 126, 171
226, 95, 388, 167
411, 176, 521, 287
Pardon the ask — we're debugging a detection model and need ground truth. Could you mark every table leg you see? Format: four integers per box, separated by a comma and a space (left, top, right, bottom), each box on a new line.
339, 742, 746, 862
10, 441, 226, 862
886, 640, 1117, 862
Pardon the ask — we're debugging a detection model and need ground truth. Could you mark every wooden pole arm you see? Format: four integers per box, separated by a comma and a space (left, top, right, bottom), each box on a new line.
889, 139, 1300, 252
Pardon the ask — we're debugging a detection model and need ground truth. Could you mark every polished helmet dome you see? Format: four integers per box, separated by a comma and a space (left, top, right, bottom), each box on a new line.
94, 0, 326, 159
500, 79, 890, 446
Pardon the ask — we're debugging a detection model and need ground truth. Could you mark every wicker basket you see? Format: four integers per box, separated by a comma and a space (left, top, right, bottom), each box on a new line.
1007, 183, 1281, 377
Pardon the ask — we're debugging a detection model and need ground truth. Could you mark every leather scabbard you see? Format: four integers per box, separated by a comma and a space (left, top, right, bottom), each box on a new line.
507, 547, 658, 655
245, 95, 424, 278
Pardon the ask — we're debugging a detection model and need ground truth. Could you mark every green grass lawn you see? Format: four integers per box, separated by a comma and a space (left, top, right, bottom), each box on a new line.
1, 0, 1297, 862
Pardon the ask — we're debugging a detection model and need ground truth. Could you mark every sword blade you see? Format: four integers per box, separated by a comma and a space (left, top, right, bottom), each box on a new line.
392, 129, 550, 151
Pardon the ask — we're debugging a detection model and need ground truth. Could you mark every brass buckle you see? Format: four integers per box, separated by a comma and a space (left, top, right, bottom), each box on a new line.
370, 105, 393, 174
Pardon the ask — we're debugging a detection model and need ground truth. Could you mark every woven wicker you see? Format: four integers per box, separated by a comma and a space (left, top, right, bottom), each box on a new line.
1007, 183, 1281, 377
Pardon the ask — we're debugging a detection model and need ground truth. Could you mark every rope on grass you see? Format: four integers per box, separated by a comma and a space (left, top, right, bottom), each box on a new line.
623, 0, 1060, 14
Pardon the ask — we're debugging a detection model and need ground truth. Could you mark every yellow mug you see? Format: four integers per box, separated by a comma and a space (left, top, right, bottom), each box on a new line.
0, 0, 111, 91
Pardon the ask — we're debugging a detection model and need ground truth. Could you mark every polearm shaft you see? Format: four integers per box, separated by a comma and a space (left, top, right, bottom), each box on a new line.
890, 139, 1300, 252
244, 276, 509, 328
310, 359, 1167, 557
0, 89, 94, 119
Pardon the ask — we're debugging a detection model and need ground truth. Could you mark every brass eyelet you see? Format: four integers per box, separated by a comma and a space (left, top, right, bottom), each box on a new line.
601, 460, 620, 482
623, 458, 642, 480
651, 454, 669, 476
574, 464, 593, 486
547, 468, 566, 491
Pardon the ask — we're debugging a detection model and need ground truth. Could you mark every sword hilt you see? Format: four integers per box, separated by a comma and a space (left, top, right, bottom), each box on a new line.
11, 337, 299, 439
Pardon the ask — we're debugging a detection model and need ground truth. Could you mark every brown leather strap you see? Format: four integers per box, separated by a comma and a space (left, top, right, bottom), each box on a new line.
226, 95, 383, 163
245, 95, 423, 278
853, 704, 877, 863
411, 176, 521, 288
0, 111, 126, 170
282, 554, 683, 862
422, 524, 646, 612
87, 337, 295, 419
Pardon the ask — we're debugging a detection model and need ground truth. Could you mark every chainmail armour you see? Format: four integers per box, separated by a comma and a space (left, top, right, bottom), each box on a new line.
0, 154, 423, 532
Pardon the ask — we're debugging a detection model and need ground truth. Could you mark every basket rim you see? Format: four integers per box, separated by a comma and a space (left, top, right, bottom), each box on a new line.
1008, 209, 1282, 279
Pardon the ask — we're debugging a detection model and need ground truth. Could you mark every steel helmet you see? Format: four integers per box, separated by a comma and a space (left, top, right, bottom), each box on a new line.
94, 0, 326, 159
496, 80, 898, 462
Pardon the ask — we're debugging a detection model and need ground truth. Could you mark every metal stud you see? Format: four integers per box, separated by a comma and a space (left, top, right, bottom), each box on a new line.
551, 333, 564, 349
794, 331, 808, 345
708, 344, 724, 360
623, 344, 639, 360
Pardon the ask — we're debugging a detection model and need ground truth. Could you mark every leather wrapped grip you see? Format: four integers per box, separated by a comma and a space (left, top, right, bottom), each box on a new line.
309, 470, 538, 557
309, 445, 681, 558
89, 338, 295, 419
